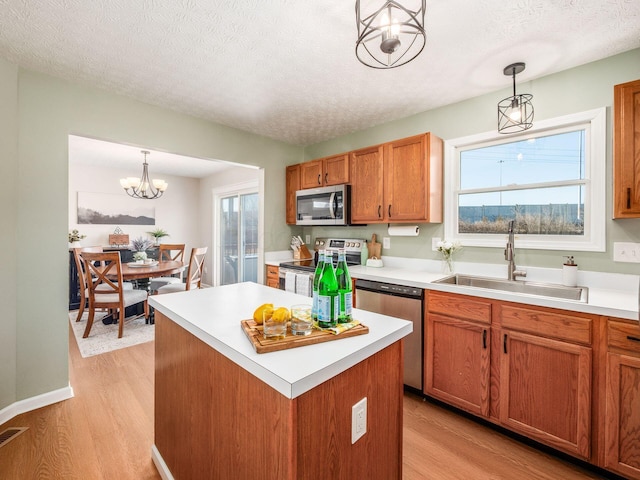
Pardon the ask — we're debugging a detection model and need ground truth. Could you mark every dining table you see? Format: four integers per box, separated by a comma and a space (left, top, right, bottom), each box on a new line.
95, 259, 186, 324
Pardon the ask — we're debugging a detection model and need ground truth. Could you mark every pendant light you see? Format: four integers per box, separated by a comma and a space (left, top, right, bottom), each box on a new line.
355, 0, 426, 69
119, 150, 168, 199
497, 62, 534, 134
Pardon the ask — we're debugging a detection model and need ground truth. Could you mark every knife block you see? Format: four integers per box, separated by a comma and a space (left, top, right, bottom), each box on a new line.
294, 244, 312, 260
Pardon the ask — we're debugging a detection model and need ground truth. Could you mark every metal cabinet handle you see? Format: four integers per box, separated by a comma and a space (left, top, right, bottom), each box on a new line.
482, 329, 487, 349
377, 205, 382, 218
503, 333, 508, 354
388, 204, 392, 218
317, 174, 321, 185
627, 188, 632, 209
627, 335, 640, 343
325, 173, 328, 184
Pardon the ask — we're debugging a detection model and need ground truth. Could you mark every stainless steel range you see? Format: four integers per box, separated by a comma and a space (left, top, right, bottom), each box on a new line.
278, 237, 366, 296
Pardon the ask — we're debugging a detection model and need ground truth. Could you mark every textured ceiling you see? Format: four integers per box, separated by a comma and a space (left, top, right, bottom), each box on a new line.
1, 0, 639, 147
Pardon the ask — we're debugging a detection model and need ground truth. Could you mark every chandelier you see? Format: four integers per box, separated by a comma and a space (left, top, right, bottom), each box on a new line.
119, 150, 168, 199
497, 62, 534, 134
355, 0, 426, 69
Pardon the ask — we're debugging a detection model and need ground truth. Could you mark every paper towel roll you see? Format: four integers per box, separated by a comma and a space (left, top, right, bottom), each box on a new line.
387, 225, 420, 236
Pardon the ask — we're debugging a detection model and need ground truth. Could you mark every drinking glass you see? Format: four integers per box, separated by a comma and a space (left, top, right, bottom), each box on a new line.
263, 309, 287, 340
290, 304, 313, 336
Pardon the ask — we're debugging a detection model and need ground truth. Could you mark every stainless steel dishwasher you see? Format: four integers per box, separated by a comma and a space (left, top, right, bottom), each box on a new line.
355, 278, 423, 391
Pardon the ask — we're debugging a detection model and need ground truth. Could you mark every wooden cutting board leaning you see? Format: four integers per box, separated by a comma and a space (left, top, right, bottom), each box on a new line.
368, 233, 381, 259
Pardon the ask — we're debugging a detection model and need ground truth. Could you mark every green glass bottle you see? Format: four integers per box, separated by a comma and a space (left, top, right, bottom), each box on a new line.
317, 251, 338, 328
311, 250, 325, 321
335, 248, 352, 323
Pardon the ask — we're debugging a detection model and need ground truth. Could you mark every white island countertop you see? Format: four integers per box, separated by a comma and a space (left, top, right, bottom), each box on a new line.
149, 282, 412, 399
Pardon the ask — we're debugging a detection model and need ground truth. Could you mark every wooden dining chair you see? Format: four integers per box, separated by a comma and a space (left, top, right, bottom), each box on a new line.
149, 243, 186, 294
157, 246, 208, 294
73, 247, 134, 322
82, 251, 149, 338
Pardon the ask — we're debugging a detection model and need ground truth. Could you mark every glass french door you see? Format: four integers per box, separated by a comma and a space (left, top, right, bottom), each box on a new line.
219, 191, 258, 285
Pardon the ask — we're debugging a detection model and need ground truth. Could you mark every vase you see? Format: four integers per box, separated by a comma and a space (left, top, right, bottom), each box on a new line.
69, 241, 81, 248
442, 256, 454, 275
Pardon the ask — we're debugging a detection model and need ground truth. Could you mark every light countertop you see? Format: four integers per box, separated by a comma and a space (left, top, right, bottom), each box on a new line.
149, 282, 412, 399
349, 258, 640, 322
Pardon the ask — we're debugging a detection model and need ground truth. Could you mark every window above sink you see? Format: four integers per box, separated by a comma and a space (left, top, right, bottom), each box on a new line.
444, 108, 606, 252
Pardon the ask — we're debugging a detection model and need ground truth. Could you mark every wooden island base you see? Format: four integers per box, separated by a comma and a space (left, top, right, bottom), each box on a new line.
154, 312, 404, 480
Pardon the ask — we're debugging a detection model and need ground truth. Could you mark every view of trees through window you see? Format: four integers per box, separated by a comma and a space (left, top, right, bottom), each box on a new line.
458, 129, 586, 236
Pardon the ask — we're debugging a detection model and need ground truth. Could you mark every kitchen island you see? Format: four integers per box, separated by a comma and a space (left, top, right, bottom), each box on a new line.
149, 282, 412, 480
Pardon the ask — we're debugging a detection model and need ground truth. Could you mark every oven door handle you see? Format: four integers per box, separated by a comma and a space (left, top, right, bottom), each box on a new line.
329, 192, 337, 219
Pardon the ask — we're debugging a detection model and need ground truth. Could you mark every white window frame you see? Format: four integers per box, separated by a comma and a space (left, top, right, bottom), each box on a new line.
444, 107, 606, 252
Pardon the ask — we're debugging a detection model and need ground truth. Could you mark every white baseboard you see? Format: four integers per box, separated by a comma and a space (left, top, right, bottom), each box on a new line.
0, 385, 74, 426
151, 445, 175, 480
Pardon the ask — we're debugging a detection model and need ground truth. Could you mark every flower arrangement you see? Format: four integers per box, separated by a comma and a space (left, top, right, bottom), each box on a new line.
68, 229, 86, 243
436, 239, 462, 273
130, 236, 154, 261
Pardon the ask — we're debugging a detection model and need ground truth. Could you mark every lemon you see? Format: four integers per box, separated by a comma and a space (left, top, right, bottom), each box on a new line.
253, 303, 274, 324
271, 307, 291, 323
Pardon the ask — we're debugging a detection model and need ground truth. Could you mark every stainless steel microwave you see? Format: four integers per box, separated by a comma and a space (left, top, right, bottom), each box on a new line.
296, 184, 351, 226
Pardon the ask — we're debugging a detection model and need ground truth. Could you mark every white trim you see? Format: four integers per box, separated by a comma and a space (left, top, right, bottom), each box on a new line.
151, 445, 175, 480
444, 107, 606, 251
0, 385, 74, 426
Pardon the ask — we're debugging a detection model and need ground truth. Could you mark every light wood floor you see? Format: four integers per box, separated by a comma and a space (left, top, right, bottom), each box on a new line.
0, 325, 611, 480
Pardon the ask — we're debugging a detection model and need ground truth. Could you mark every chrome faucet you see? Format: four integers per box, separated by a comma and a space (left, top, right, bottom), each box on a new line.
505, 220, 527, 281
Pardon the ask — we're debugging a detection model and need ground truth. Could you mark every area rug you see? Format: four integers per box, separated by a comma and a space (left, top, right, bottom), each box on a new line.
69, 311, 154, 358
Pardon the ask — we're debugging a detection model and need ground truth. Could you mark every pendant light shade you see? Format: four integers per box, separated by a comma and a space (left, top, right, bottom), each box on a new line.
497, 62, 534, 134
355, 0, 426, 69
120, 150, 168, 199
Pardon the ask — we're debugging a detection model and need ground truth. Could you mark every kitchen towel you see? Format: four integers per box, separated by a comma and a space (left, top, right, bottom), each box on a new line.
296, 273, 310, 297
285, 271, 297, 293
388, 225, 420, 236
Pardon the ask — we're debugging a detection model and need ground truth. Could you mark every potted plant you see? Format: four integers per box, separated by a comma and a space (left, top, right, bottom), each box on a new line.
130, 236, 154, 262
147, 227, 170, 245
68, 229, 86, 247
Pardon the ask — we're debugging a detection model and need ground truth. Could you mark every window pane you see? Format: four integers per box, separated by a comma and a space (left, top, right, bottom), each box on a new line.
459, 185, 584, 235
460, 130, 586, 190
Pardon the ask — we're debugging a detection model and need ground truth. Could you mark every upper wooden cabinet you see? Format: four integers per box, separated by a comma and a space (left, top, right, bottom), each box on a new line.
350, 133, 443, 224
300, 154, 349, 189
613, 78, 640, 218
285, 164, 300, 225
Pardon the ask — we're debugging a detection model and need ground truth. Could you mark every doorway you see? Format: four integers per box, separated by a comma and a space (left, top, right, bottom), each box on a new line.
215, 183, 259, 286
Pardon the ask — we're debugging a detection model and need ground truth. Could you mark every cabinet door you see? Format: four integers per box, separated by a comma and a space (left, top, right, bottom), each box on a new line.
324, 154, 349, 186
500, 330, 592, 459
286, 164, 300, 225
350, 145, 384, 223
613, 78, 640, 218
300, 159, 324, 189
384, 133, 443, 222
425, 314, 490, 417
605, 352, 640, 479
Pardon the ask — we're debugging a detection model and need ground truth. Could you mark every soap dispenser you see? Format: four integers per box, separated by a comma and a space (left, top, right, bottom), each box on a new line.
562, 256, 578, 287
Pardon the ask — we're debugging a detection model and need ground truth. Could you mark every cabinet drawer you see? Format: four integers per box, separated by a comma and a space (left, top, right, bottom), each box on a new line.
266, 265, 279, 277
608, 320, 640, 355
428, 291, 491, 324
498, 304, 592, 345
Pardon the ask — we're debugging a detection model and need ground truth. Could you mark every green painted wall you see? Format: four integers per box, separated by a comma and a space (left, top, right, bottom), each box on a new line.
301, 49, 640, 275
3, 67, 302, 410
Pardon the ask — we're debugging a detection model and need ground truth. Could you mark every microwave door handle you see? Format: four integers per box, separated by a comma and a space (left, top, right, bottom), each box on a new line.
329, 192, 337, 219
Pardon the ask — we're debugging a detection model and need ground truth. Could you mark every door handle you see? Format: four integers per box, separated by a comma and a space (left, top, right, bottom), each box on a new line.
503, 333, 508, 354
388, 204, 392, 218
482, 329, 487, 349
325, 173, 328, 184
377, 205, 382, 218
627, 335, 640, 343
627, 188, 632, 209
317, 174, 321, 185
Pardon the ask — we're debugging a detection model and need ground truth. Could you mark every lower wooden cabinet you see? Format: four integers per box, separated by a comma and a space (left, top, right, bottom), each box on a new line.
499, 329, 592, 459
266, 264, 279, 289
426, 314, 490, 416
604, 320, 640, 479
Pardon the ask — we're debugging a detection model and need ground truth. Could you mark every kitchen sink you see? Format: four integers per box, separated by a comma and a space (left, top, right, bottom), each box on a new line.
434, 274, 588, 303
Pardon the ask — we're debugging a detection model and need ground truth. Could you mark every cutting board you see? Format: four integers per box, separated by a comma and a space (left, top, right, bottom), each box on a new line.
368, 234, 381, 259
241, 320, 369, 353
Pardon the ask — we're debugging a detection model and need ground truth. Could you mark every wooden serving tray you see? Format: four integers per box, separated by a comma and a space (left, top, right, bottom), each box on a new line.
240, 319, 369, 354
